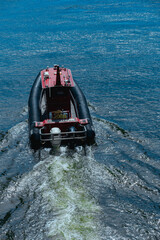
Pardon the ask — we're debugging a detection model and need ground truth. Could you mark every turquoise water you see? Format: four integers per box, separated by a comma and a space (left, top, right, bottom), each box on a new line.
0, 0, 160, 239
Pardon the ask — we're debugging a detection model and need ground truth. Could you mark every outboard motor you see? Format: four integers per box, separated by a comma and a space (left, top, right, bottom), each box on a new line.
50, 127, 61, 146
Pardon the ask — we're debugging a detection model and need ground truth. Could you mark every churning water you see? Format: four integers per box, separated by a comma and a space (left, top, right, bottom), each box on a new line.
0, 0, 160, 239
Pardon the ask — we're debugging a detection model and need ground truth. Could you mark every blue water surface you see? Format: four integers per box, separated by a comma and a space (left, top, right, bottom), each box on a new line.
0, 0, 160, 239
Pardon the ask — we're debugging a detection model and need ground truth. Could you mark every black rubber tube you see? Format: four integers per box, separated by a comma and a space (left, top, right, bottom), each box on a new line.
28, 73, 42, 149
70, 80, 95, 144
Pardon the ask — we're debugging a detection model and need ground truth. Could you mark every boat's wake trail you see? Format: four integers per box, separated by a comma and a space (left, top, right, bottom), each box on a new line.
39, 147, 101, 239
0, 122, 102, 240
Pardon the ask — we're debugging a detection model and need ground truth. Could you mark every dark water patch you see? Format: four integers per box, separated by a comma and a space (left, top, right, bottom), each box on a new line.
93, 113, 160, 239
94, 116, 130, 138
94, 114, 160, 165
0, 131, 7, 143
0, 197, 25, 227
0, 122, 36, 193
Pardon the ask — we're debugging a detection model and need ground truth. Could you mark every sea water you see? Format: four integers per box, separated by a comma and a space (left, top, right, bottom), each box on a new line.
0, 0, 160, 239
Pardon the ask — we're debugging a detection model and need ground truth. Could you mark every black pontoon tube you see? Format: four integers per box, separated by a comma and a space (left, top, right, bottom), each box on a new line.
28, 73, 42, 149
70, 79, 95, 144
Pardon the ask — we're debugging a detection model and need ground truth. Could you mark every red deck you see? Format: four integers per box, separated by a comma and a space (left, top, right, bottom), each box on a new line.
41, 66, 74, 88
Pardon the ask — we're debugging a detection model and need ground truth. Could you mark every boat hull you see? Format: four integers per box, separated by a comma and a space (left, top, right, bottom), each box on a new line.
28, 68, 95, 150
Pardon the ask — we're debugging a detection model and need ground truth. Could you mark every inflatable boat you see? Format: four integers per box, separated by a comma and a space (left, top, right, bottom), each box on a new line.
28, 65, 95, 149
